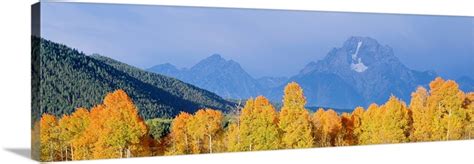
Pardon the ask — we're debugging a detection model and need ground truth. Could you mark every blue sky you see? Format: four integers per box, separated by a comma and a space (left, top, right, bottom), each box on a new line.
41, 2, 474, 79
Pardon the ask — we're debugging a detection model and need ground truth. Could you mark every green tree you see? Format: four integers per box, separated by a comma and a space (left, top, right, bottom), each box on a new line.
146, 118, 172, 140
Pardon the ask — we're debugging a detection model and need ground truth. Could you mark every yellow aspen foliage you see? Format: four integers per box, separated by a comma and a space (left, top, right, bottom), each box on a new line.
325, 110, 342, 146
239, 96, 280, 151
92, 89, 149, 159
168, 112, 192, 155
73, 105, 105, 160
462, 92, 474, 139
224, 123, 241, 152
409, 87, 432, 141
187, 109, 223, 154
40, 114, 61, 161
360, 97, 410, 144
278, 82, 313, 149
359, 103, 382, 144
351, 106, 365, 144
312, 109, 342, 147
428, 78, 467, 141
211, 131, 227, 153
58, 108, 90, 161
312, 108, 324, 146
379, 96, 411, 143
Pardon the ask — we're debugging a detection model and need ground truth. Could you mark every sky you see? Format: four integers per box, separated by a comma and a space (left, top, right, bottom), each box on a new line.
41, 2, 474, 79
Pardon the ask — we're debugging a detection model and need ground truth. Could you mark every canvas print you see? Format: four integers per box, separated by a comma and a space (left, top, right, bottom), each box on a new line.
31, 2, 474, 162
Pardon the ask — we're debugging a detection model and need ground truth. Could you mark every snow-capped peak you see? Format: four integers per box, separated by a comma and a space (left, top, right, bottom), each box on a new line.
350, 41, 368, 73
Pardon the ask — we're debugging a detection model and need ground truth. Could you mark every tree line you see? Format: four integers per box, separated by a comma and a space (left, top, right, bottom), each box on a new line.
33, 77, 474, 161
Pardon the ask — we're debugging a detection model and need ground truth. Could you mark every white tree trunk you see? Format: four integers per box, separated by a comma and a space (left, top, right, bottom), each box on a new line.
71, 144, 74, 160
446, 107, 452, 141
185, 135, 189, 153
209, 135, 212, 153
126, 148, 131, 158
65, 146, 68, 161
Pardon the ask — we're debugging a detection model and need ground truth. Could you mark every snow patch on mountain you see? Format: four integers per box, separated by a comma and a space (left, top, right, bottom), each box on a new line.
351, 59, 368, 73
350, 41, 368, 73
351, 41, 363, 60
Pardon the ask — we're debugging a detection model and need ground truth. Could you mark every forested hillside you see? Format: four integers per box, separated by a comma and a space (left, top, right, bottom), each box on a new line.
32, 37, 234, 121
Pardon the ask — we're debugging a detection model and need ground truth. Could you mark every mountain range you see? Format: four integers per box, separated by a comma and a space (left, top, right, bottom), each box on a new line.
148, 36, 473, 109
148, 54, 288, 99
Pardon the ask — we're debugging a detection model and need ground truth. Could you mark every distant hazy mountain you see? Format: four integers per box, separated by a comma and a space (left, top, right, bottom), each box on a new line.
147, 63, 184, 78
148, 54, 262, 99
267, 36, 437, 109
33, 37, 234, 121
